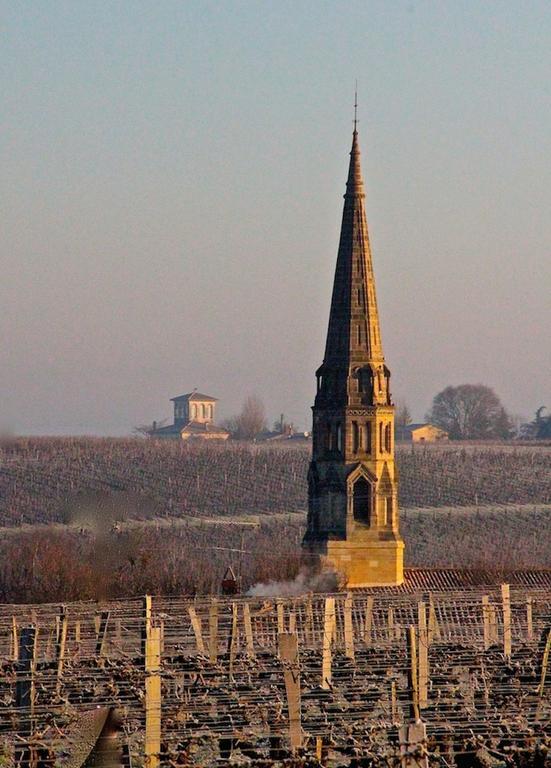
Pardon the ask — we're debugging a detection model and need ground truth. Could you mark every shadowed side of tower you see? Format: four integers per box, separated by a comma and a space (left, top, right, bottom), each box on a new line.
302, 127, 404, 587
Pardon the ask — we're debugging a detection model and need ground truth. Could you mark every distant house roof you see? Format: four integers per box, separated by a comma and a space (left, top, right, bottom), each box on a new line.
148, 423, 181, 436
181, 421, 229, 435
171, 392, 219, 403
266, 431, 312, 442
149, 420, 229, 437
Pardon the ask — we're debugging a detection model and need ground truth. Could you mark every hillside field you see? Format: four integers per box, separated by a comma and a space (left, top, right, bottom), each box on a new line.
0, 438, 549, 602
1, 437, 550, 526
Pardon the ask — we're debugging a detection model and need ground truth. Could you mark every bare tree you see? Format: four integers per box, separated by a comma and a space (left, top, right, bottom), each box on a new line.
220, 415, 240, 437
426, 384, 513, 440
231, 395, 268, 440
395, 400, 412, 428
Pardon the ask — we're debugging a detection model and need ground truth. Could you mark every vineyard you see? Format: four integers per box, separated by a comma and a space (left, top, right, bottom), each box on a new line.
0, 438, 550, 527
0, 439, 550, 603
1, 584, 550, 766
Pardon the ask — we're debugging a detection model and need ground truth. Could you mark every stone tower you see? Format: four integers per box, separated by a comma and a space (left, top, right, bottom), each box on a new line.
302, 126, 404, 587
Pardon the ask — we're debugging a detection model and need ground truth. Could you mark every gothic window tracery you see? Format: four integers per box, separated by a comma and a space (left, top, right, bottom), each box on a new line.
352, 476, 371, 525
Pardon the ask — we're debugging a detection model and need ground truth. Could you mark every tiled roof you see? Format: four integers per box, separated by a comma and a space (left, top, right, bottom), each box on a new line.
365, 568, 551, 593
171, 392, 218, 402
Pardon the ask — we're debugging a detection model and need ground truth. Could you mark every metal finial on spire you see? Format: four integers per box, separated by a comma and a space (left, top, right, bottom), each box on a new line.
353, 81, 358, 133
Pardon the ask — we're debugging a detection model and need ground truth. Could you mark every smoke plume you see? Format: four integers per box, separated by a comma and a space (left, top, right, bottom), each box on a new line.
246, 568, 339, 597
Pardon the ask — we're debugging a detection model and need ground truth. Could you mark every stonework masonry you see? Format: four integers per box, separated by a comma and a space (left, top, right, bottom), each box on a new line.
302, 129, 404, 587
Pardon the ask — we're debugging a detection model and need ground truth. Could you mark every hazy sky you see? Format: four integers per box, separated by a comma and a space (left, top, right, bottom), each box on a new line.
2, 1, 550, 435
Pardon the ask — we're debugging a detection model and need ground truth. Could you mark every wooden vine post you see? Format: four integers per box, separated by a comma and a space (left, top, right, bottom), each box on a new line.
406, 625, 420, 721
305, 595, 314, 644
279, 632, 302, 751
322, 597, 336, 689
228, 602, 239, 679
243, 603, 256, 658
501, 584, 512, 659
16, 626, 37, 768
364, 596, 374, 645
387, 607, 395, 643
526, 597, 533, 641
399, 625, 428, 768
482, 595, 491, 650
145, 623, 162, 768
56, 607, 68, 695
209, 600, 218, 664
417, 602, 429, 709
188, 605, 205, 654
537, 628, 551, 697
427, 597, 440, 644
344, 592, 355, 661
141, 594, 152, 661
95, 610, 110, 660
277, 600, 285, 635
11, 616, 18, 661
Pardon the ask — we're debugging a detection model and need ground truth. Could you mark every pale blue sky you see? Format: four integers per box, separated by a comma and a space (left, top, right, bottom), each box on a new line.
1, 1, 550, 434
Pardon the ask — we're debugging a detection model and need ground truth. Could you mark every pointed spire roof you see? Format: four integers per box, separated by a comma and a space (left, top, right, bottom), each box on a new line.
321, 128, 385, 373
345, 130, 365, 197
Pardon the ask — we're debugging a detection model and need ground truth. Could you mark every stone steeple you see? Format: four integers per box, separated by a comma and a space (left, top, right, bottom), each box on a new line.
302, 126, 404, 588
323, 129, 384, 374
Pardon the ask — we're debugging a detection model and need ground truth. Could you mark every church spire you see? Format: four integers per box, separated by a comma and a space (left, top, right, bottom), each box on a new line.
319, 126, 387, 407
345, 129, 365, 197
303, 117, 404, 588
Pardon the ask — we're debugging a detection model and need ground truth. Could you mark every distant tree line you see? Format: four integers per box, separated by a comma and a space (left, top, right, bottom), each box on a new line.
395, 384, 550, 442
520, 406, 551, 440
426, 384, 513, 440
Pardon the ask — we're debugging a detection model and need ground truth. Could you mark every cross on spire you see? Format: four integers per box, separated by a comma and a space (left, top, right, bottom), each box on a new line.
353, 81, 358, 133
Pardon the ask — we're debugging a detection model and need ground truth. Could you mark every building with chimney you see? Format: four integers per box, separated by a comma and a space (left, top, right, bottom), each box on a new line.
302, 123, 404, 587
149, 391, 230, 441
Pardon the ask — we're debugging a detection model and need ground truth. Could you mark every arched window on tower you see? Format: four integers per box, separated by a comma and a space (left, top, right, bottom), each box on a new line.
379, 422, 384, 452
352, 422, 359, 453
365, 423, 371, 454
352, 477, 371, 525
385, 423, 392, 453
359, 366, 374, 404
336, 423, 343, 453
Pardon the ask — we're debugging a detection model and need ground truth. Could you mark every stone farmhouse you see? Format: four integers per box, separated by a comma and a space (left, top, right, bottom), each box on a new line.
149, 391, 229, 441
